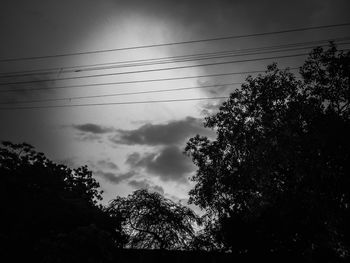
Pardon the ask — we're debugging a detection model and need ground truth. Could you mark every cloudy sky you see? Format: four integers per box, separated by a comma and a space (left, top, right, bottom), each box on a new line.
1, 0, 349, 207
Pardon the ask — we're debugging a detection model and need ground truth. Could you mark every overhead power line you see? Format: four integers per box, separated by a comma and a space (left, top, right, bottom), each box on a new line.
0, 67, 300, 93
1, 37, 349, 78
0, 51, 319, 86
0, 22, 349, 62
0, 82, 242, 105
65, 41, 350, 73
0, 96, 230, 110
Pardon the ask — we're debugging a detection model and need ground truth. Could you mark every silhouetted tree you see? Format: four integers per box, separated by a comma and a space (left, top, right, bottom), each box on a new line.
0, 141, 125, 262
185, 44, 350, 261
107, 189, 201, 250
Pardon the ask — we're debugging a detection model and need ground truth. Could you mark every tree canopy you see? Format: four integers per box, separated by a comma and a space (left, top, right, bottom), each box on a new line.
185, 44, 350, 260
107, 189, 200, 250
0, 141, 125, 262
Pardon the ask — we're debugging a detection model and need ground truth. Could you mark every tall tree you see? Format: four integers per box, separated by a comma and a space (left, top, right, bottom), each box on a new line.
185, 45, 350, 260
107, 189, 200, 250
0, 141, 125, 262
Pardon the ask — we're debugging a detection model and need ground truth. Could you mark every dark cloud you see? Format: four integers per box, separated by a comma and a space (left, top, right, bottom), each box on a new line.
95, 170, 135, 184
128, 179, 164, 195
73, 124, 114, 134
111, 116, 214, 146
126, 145, 195, 182
75, 133, 104, 143
97, 160, 119, 170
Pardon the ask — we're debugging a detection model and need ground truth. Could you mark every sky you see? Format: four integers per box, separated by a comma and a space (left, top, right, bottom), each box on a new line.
1, 0, 349, 208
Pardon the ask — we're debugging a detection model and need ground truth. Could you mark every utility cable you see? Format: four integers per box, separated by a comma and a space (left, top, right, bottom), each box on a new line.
0, 22, 349, 62
1, 36, 348, 78
0, 51, 320, 86
0, 97, 230, 110
0, 82, 242, 105
0, 67, 300, 93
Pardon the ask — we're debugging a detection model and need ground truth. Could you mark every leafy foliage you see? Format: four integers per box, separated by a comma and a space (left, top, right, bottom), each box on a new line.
0, 141, 125, 262
107, 189, 200, 250
185, 44, 350, 260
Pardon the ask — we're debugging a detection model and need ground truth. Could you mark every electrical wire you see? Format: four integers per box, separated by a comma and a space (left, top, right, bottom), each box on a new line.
1, 22, 349, 62
0, 51, 319, 86
0, 82, 242, 105
1, 37, 348, 78
0, 67, 300, 93
0, 96, 230, 110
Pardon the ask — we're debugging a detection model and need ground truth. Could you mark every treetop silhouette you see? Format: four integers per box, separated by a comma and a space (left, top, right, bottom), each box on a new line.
185, 44, 350, 260
107, 189, 200, 250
